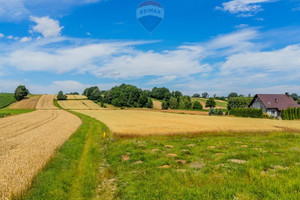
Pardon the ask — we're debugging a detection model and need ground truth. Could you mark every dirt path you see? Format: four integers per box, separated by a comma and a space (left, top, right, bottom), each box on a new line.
35, 94, 58, 110
0, 95, 82, 199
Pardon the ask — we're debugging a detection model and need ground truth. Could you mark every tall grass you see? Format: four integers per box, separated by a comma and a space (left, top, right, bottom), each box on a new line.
106, 132, 300, 199
0, 93, 16, 108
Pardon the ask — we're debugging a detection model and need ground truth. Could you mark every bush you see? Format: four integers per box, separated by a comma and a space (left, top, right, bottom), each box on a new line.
291, 93, 299, 101
162, 101, 168, 110
217, 109, 223, 115
209, 108, 215, 116
282, 107, 300, 120
57, 91, 67, 100
146, 98, 153, 108
228, 92, 238, 99
263, 113, 270, 119
192, 94, 200, 98
227, 97, 252, 110
193, 101, 203, 110
169, 97, 178, 109
0, 113, 11, 118
14, 85, 29, 101
102, 84, 148, 108
230, 108, 263, 118
151, 87, 171, 100
205, 98, 216, 108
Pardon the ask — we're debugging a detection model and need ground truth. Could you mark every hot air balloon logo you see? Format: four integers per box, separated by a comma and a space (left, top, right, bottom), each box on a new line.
136, 1, 164, 33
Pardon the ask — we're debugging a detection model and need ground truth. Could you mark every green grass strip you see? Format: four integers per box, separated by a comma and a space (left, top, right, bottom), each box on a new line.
18, 112, 111, 200
0, 108, 35, 116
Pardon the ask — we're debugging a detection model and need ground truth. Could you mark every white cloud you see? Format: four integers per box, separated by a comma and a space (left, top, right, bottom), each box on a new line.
30, 16, 63, 37
0, 33, 4, 38
1, 28, 300, 95
221, 44, 300, 79
0, 0, 102, 22
216, 0, 275, 17
20, 36, 32, 42
0, 0, 29, 21
7, 35, 19, 40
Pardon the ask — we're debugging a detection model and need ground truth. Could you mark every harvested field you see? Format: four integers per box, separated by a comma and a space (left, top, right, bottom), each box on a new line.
0, 109, 81, 199
77, 110, 300, 136
35, 95, 59, 110
9, 96, 41, 109
152, 100, 162, 109
58, 100, 101, 110
66, 95, 87, 100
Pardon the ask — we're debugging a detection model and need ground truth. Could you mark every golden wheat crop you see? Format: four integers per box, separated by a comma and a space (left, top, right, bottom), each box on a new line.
35, 95, 58, 110
0, 109, 81, 199
152, 100, 162, 109
9, 96, 41, 109
66, 95, 87, 100
77, 110, 300, 136
58, 100, 101, 110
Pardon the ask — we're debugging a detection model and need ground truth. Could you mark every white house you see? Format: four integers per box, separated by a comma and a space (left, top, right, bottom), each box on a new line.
249, 93, 300, 118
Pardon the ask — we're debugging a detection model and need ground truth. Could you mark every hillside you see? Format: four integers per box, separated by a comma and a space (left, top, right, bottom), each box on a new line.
0, 93, 16, 109
191, 97, 228, 109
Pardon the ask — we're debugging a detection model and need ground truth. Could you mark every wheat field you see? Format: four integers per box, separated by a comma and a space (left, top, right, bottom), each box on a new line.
66, 95, 88, 100
9, 96, 41, 109
35, 95, 59, 110
58, 100, 101, 110
0, 95, 82, 199
77, 110, 300, 136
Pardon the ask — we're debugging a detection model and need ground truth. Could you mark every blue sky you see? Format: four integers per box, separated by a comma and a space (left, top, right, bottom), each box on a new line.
0, 0, 300, 96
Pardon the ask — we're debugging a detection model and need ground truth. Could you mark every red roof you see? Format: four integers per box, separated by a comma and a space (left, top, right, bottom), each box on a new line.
251, 94, 300, 111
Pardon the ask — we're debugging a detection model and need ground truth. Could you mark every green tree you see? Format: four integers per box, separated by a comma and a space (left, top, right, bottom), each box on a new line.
162, 101, 168, 110
209, 108, 215, 115
228, 92, 238, 99
192, 101, 203, 110
57, 91, 67, 100
14, 85, 29, 101
138, 93, 148, 107
169, 97, 178, 109
217, 109, 223, 115
227, 97, 252, 110
291, 93, 299, 101
146, 98, 153, 108
192, 93, 200, 98
202, 92, 209, 98
90, 87, 101, 100
205, 98, 216, 108
173, 91, 183, 98
112, 98, 121, 107
281, 109, 286, 120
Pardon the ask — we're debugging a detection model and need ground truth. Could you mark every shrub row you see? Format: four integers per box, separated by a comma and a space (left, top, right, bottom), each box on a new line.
230, 108, 263, 118
0, 113, 11, 118
281, 107, 300, 120
227, 97, 252, 110
209, 108, 223, 116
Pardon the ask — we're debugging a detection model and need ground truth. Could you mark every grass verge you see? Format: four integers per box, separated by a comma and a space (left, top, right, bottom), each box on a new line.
18, 112, 112, 200
106, 132, 300, 199
0, 108, 35, 117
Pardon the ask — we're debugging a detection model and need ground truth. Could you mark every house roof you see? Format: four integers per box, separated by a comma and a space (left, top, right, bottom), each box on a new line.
250, 94, 300, 111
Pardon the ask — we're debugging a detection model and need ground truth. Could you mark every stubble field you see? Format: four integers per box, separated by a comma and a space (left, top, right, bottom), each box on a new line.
66, 95, 88, 100
9, 96, 41, 109
58, 100, 101, 110
0, 95, 82, 199
76, 109, 300, 136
